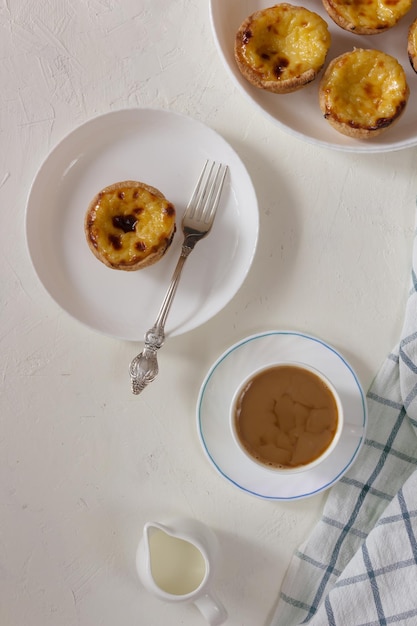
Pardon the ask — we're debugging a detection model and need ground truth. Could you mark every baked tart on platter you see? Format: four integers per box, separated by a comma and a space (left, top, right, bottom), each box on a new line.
319, 48, 409, 139
408, 17, 417, 73
234, 4, 331, 94
321, 0, 412, 35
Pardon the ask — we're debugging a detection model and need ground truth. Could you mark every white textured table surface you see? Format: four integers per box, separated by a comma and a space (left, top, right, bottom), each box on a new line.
1, 2, 416, 625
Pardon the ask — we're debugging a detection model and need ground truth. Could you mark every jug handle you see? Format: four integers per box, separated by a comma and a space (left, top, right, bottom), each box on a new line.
194, 592, 228, 626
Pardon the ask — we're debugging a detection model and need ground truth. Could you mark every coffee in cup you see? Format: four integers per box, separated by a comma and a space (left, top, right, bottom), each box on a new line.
231, 362, 343, 472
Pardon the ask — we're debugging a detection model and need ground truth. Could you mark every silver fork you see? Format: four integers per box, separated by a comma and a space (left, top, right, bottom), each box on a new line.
129, 160, 228, 395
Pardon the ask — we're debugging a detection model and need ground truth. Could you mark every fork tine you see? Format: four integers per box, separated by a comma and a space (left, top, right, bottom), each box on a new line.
185, 160, 211, 220
203, 162, 228, 225
195, 161, 216, 221
184, 160, 228, 225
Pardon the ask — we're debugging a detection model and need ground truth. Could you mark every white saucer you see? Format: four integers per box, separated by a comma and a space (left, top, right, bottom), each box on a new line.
197, 331, 367, 500
25, 108, 259, 341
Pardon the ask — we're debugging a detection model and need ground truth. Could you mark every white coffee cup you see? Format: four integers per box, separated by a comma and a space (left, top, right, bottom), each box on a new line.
230, 361, 344, 473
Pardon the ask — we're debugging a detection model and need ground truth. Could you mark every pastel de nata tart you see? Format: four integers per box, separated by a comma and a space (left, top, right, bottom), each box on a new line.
322, 0, 412, 34
319, 49, 409, 139
408, 17, 417, 73
234, 3, 331, 94
85, 181, 176, 271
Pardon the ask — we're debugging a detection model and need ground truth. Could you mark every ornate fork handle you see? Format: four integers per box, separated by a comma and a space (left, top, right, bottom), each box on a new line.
129, 240, 195, 394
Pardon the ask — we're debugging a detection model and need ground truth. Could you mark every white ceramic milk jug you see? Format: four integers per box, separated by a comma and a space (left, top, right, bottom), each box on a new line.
136, 518, 227, 625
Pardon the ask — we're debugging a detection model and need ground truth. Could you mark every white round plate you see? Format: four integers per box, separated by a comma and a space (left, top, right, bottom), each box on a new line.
210, 0, 417, 153
197, 331, 367, 500
25, 108, 259, 341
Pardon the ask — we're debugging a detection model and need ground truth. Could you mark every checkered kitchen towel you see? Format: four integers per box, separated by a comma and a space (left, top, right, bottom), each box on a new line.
271, 230, 417, 625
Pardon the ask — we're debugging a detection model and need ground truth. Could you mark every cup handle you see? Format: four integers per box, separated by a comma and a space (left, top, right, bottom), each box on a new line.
193, 592, 228, 625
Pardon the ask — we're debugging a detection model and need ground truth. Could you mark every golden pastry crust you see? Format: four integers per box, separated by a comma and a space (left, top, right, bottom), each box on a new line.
85, 181, 176, 271
234, 3, 331, 94
319, 49, 409, 139
322, 0, 412, 35
408, 17, 417, 73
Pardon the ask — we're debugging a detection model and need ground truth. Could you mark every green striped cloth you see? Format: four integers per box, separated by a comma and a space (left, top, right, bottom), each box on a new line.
271, 233, 417, 625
